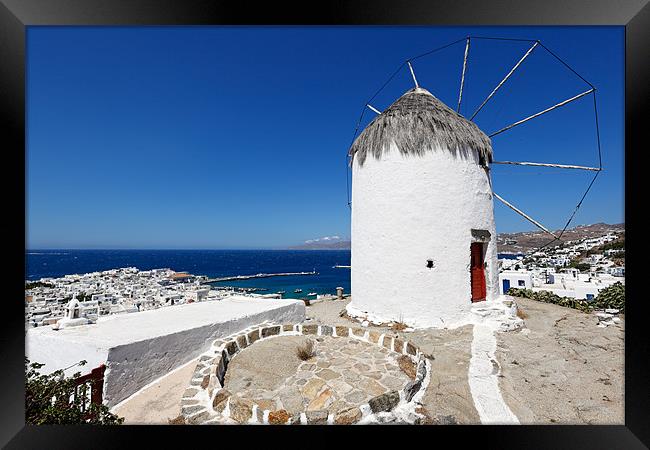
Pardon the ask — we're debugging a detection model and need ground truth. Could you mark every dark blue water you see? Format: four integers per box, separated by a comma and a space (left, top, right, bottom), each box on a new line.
497, 253, 525, 260
26, 250, 351, 299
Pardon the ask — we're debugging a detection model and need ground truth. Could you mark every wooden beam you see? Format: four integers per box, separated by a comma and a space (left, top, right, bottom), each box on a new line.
457, 37, 470, 113
407, 60, 419, 88
469, 41, 538, 121
366, 104, 382, 115
489, 88, 594, 138
493, 192, 559, 239
492, 161, 601, 171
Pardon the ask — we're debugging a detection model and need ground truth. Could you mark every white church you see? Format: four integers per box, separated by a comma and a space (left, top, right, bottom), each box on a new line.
347, 86, 502, 328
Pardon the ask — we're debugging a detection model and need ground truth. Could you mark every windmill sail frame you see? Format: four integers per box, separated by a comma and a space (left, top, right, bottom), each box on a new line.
345, 35, 603, 255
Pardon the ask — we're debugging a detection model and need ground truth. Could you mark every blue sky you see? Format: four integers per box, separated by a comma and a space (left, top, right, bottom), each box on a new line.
26, 26, 624, 249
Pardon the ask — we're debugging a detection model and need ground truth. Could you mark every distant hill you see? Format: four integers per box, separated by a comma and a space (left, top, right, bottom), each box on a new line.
290, 223, 624, 252
496, 222, 624, 253
289, 236, 351, 250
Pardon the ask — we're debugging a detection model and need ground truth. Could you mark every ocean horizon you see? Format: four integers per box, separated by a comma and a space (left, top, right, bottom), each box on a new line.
26, 249, 521, 299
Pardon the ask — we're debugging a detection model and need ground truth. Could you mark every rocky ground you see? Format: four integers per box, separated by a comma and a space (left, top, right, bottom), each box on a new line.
495, 297, 624, 424
306, 296, 624, 425
223, 334, 410, 417
112, 295, 624, 425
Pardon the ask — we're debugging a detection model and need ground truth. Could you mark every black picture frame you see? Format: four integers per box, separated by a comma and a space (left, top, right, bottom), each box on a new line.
1, 1, 647, 448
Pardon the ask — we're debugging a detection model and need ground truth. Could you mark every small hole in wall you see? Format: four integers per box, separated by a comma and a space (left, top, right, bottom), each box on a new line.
426, 260, 434, 269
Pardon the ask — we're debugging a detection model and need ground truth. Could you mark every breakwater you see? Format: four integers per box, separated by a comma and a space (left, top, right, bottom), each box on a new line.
204, 271, 317, 283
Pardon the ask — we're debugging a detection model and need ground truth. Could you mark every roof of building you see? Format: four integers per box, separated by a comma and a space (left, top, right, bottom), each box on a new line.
349, 87, 492, 166
169, 272, 192, 279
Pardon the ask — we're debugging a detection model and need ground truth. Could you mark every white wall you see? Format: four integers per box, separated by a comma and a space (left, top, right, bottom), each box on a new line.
27, 334, 109, 378
350, 141, 498, 328
531, 284, 606, 300
574, 284, 603, 300
26, 297, 306, 407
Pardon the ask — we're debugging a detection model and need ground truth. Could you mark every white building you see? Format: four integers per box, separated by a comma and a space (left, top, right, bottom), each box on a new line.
533, 269, 622, 300
608, 266, 625, 277
347, 87, 498, 328
499, 270, 533, 294
185, 288, 210, 303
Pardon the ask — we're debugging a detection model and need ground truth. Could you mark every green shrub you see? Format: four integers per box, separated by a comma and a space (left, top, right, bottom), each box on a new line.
506, 288, 592, 312
507, 283, 625, 314
568, 261, 591, 272
593, 282, 625, 313
25, 358, 124, 425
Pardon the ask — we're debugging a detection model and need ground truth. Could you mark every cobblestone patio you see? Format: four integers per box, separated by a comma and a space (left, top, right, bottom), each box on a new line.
181, 322, 429, 424
223, 335, 412, 416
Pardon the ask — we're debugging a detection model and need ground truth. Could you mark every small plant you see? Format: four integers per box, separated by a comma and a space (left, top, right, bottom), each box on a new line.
391, 313, 408, 332
296, 339, 316, 361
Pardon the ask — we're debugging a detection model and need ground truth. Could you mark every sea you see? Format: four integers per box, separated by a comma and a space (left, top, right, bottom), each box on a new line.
26, 249, 519, 299
25, 250, 352, 300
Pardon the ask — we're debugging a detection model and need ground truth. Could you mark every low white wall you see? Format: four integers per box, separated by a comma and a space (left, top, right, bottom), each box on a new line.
104, 300, 305, 406
26, 297, 306, 407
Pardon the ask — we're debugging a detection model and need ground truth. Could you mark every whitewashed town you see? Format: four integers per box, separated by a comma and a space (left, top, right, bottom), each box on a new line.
25, 268, 328, 329
498, 228, 625, 299
25, 225, 624, 331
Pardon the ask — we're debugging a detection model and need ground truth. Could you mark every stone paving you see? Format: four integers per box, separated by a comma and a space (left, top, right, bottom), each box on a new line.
223, 335, 412, 416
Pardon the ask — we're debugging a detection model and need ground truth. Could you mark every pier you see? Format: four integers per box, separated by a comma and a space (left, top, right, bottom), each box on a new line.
203, 271, 317, 283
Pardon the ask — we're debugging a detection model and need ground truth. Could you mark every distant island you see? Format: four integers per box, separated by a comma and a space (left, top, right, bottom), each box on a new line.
291, 223, 624, 251
289, 236, 351, 250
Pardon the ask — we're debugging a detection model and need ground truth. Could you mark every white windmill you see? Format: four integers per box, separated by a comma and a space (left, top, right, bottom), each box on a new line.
345, 36, 602, 328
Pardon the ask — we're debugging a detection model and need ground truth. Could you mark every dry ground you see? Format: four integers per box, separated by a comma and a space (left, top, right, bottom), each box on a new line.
111, 296, 624, 425
111, 357, 199, 424
307, 296, 624, 425
496, 297, 624, 424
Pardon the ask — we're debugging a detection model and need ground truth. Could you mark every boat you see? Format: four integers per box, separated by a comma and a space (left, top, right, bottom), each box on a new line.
277, 290, 286, 295
294, 289, 302, 293
307, 292, 317, 296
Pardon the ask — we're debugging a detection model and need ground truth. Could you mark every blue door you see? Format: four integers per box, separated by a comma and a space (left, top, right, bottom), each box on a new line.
502, 279, 511, 294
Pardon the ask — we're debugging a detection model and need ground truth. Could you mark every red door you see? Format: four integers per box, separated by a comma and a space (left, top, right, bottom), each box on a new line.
470, 242, 486, 302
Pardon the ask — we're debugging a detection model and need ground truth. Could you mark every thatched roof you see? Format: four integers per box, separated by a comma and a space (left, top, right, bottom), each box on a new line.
349, 87, 492, 166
